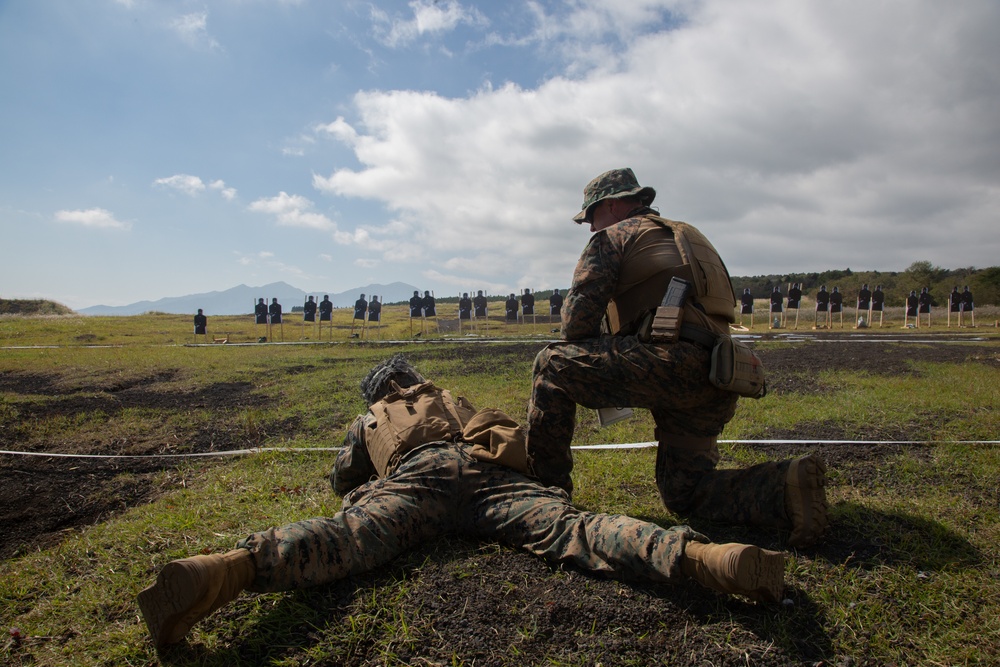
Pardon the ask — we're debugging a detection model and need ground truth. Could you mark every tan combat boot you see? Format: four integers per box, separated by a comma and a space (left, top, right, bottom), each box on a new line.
785, 454, 829, 547
137, 549, 255, 648
682, 541, 785, 603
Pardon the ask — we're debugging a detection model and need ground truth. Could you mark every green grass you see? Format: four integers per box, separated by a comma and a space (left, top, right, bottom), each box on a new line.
731, 360, 1000, 442
0, 303, 564, 347
1, 321, 999, 665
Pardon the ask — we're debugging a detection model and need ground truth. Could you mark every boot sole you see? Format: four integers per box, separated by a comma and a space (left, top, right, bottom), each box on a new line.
787, 455, 829, 548
137, 561, 203, 648
733, 546, 785, 603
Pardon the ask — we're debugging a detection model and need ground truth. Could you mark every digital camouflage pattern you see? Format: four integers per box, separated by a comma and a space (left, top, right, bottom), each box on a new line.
528, 205, 793, 528
238, 438, 705, 593
572, 167, 657, 223
559, 210, 674, 340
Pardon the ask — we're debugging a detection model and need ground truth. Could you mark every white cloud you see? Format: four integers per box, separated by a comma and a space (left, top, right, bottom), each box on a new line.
372, 0, 488, 48
208, 179, 237, 201
248, 192, 336, 231
234, 250, 314, 282
54, 208, 131, 230
154, 174, 236, 200
422, 268, 506, 294
315, 117, 359, 146
154, 174, 205, 196
169, 11, 222, 51
311, 0, 1000, 288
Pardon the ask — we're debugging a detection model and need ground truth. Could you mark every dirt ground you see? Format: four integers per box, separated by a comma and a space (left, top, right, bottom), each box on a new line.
2, 335, 998, 665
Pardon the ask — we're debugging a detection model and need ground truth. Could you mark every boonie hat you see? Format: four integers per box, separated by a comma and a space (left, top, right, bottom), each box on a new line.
573, 167, 656, 224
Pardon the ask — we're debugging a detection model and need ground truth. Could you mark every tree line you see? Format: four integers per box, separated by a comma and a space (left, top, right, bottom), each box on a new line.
730, 262, 1000, 307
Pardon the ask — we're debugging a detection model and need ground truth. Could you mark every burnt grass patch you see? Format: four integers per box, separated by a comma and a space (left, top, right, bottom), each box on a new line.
2, 338, 997, 663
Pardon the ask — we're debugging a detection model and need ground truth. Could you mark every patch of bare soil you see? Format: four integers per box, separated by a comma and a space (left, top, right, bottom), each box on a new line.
188, 541, 813, 666
0, 371, 275, 559
756, 339, 1000, 395
2, 337, 997, 664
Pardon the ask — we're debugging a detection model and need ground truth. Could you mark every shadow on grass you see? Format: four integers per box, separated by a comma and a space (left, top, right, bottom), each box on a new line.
817, 502, 982, 571
678, 500, 981, 574
152, 538, 836, 666
155, 572, 391, 666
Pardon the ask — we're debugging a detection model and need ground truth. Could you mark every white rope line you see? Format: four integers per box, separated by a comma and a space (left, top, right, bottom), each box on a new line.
574, 439, 1000, 449
0, 447, 342, 459
2, 439, 998, 460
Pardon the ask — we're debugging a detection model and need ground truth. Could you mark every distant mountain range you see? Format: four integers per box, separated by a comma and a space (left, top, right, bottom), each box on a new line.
78, 281, 421, 316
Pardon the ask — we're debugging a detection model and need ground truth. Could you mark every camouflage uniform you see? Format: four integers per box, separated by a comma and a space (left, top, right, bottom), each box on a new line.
527, 168, 793, 530
237, 412, 703, 593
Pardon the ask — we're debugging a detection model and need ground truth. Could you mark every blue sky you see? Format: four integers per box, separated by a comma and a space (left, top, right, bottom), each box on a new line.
2, 0, 999, 309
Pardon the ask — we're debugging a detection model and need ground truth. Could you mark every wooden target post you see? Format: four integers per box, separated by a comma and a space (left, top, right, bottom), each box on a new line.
903, 294, 918, 328
350, 296, 367, 338
267, 298, 273, 341
424, 291, 437, 337
364, 296, 382, 340
408, 293, 421, 337
266, 298, 283, 341
458, 291, 473, 334
786, 283, 799, 330
505, 295, 519, 331
815, 306, 829, 330
473, 291, 489, 334
253, 300, 268, 340
948, 291, 962, 328
737, 291, 754, 329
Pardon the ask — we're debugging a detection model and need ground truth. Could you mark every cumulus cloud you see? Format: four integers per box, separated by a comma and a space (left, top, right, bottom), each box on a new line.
248, 192, 336, 231
312, 0, 1000, 289
371, 0, 488, 48
54, 208, 131, 230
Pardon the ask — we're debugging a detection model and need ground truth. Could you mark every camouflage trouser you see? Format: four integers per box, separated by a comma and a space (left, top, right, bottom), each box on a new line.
237, 443, 703, 593
525, 335, 791, 528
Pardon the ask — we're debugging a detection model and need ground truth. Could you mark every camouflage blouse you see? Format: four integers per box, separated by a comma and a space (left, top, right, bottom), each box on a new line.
330, 414, 376, 495
561, 207, 662, 340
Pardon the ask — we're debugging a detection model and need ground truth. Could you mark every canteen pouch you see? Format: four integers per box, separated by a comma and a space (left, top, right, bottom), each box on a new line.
709, 337, 766, 398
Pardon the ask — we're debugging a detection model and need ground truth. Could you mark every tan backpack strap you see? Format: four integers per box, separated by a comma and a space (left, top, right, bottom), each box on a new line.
438, 388, 469, 438
649, 216, 736, 323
